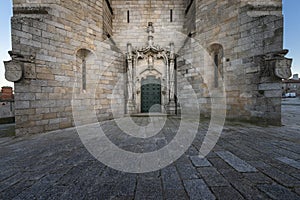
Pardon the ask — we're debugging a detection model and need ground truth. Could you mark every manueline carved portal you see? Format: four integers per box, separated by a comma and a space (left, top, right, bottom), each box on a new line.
126, 22, 177, 114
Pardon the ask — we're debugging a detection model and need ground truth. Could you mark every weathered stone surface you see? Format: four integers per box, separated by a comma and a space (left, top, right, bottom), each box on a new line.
243, 172, 273, 184
198, 167, 229, 187
4, 60, 22, 82
176, 161, 199, 180
274, 58, 293, 79
0, 103, 300, 199
210, 186, 244, 200
190, 156, 212, 167
276, 157, 300, 170
257, 184, 300, 200
259, 166, 300, 187
216, 151, 257, 173
161, 165, 183, 190
135, 177, 163, 200
183, 179, 215, 200
163, 190, 189, 200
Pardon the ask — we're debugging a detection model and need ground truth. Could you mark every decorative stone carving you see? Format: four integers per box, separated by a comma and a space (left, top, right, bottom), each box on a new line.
4, 60, 23, 82
126, 22, 177, 114
263, 49, 292, 79
126, 43, 135, 114
148, 55, 154, 69
274, 58, 292, 79
4, 51, 36, 82
24, 63, 37, 79
166, 43, 176, 114
169, 44, 176, 109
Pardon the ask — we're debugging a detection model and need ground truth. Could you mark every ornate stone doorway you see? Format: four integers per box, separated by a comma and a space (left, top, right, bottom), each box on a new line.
126, 22, 177, 115
141, 76, 161, 113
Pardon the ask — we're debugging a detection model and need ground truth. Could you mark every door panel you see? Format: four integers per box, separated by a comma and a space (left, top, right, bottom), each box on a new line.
141, 77, 161, 113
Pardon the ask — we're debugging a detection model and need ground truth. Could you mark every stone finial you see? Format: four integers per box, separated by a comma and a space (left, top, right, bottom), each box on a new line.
170, 42, 175, 60
127, 43, 132, 59
147, 22, 154, 33
147, 22, 154, 47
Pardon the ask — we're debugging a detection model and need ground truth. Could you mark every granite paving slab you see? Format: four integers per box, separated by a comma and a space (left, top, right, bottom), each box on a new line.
216, 151, 257, 172
276, 157, 300, 170
0, 104, 299, 199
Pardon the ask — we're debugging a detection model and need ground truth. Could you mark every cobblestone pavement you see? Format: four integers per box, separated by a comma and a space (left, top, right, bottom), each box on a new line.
0, 103, 300, 200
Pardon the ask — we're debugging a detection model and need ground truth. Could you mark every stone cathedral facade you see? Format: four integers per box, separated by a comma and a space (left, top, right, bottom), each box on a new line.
4, 0, 292, 135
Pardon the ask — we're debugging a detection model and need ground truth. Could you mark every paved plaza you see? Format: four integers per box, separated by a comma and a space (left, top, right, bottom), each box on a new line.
0, 99, 300, 200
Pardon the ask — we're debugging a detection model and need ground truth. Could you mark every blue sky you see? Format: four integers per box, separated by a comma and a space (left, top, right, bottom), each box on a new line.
0, 0, 13, 88
0, 0, 300, 88
283, 0, 300, 76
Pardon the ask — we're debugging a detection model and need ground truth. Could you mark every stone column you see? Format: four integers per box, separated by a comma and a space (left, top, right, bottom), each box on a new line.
126, 43, 135, 114
167, 43, 176, 115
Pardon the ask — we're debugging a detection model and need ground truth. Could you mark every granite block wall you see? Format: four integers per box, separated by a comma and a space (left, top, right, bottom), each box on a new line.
5, 0, 290, 135
10, 0, 125, 135
177, 0, 288, 125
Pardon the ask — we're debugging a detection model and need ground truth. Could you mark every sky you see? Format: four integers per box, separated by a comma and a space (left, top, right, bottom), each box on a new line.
0, 0, 13, 88
0, 0, 300, 88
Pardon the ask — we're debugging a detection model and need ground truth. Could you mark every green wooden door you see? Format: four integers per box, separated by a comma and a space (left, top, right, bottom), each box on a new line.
141, 77, 161, 113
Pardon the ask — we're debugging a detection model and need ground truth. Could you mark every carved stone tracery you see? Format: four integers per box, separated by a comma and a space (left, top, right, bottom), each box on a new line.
126, 22, 176, 114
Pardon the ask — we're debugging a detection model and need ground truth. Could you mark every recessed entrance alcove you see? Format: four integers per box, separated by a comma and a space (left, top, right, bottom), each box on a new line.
126, 22, 177, 115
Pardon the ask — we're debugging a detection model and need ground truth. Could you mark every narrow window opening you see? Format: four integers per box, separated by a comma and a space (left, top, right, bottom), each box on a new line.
170, 9, 173, 22
214, 54, 219, 88
82, 57, 87, 90
127, 10, 130, 23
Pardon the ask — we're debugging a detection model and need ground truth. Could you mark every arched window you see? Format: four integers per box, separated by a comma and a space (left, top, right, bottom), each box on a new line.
76, 49, 92, 91
208, 44, 224, 88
